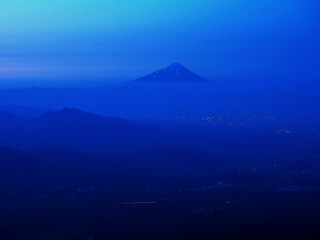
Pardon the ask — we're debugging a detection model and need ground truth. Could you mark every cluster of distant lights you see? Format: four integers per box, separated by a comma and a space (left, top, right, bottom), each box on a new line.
123, 112, 320, 140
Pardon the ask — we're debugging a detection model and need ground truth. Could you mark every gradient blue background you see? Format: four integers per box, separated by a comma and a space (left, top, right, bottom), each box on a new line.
0, 0, 319, 87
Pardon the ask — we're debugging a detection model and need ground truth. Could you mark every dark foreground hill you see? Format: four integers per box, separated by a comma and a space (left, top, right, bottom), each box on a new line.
1, 143, 320, 240
0, 145, 228, 191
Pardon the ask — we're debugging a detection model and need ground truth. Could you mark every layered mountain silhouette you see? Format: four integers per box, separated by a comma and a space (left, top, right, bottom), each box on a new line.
0, 108, 274, 155
135, 63, 208, 82
0, 108, 224, 154
0, 105, 48, 118
0, 108, 170, 154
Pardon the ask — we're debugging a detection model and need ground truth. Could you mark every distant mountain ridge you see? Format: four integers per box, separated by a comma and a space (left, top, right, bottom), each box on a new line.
134, 63, 208, 82
0, 108, 279, 155
0, 105, 48, 118
0, 108, 215, 154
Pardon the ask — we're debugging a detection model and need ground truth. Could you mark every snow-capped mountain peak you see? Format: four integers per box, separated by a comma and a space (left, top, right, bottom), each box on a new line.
134, 63, 208, 82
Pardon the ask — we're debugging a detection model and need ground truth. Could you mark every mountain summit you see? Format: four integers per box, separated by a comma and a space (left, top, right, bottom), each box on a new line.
135, 63, 208, 82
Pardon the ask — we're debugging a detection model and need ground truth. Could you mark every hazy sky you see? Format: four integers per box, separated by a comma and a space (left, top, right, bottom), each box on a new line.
0, 0, 319, 87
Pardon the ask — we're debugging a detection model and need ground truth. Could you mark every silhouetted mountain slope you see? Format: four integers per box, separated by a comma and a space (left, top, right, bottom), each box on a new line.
0, 111, 25, 124
0, 108, 176, 153
134, 63, 208, 82
0, 84, 318, 123
0, 105, 48, 118
0, 108, 310, 156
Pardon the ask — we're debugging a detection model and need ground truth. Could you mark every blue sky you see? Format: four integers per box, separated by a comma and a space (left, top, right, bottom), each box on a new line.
0, 0, 319, 86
